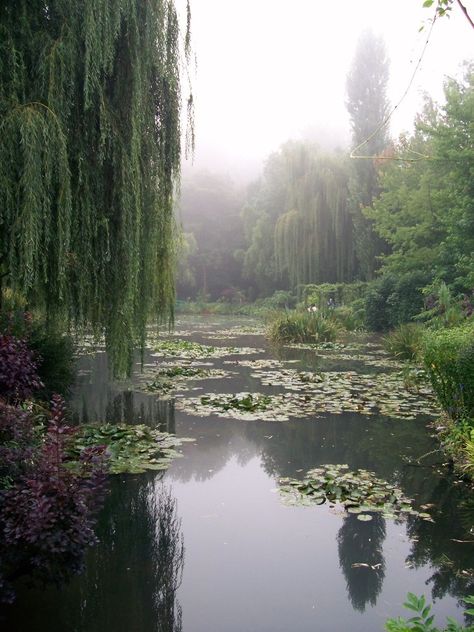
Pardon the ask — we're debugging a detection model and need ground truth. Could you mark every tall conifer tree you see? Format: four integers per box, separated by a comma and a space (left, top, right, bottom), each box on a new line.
346, 30, 390, 280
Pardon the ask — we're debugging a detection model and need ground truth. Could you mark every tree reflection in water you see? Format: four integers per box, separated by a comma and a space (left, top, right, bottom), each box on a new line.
337, 513, 386, 612
152, 483, 184, 632
71, 477, 184, 632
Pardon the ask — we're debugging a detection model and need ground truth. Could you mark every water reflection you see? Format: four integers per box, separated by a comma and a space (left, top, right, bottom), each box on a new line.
2, 477, 185, 632
337, 514, 386, 612
57, 320, 474, 627
406, 474, 474, 602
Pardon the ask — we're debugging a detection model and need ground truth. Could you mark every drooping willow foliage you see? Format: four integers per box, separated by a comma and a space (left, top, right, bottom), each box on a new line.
0, 0, 192, 375
243, 142, 356, 295
274, 145, 356, 287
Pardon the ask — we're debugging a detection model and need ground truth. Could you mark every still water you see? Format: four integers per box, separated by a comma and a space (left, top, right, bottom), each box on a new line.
3, 317, 474, 632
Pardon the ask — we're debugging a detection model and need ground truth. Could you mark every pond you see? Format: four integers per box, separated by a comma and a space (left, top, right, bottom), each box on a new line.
3, 316, 474, 632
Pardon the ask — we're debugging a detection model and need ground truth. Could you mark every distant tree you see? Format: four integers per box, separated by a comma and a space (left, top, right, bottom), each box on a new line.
346, 30, 390, 280
242, 142, 356, 295
177, 171, 246, 300
0, 0, 192, 375
366, 65, 474, 291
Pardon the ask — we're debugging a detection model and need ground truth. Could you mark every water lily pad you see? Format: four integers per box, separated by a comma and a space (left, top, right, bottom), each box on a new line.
277, 464, 431, 521
67, 423, 194, 474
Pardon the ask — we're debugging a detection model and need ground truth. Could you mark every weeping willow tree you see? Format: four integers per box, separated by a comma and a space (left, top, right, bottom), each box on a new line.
0, 0, 192, 375
273, 143, 356, 289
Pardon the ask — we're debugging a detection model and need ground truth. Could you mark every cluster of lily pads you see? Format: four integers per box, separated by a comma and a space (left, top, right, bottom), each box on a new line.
141, 365, 231, 395
176, 391, 311, 421
278, 464, 433, 522
151, 338, 264, 359
67, 423, 194, 474
251, 368, 438, 420
283, 341, 404, 370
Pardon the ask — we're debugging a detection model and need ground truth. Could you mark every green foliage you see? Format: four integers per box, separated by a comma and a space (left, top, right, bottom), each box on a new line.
365, 272, 429, 331
0, 0, 192, 376
300, 281, 368, 308
423, 321, 474, 420
241, 142, 357, 295
28, 325, 75, 398
367, 65, 474, 292
200, 392, 272, 413
266, 311, 342, 344
68, 423, 192, 475
384, 323, 425, 362
279, 464, 431, 521
419, 282, 468, 329
365, 275, 398, 331
385, 593, 474, 631
330, 306, 365, 332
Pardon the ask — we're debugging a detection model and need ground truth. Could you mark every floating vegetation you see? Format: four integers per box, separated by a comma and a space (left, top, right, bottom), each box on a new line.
68, 424, 194, 474
283, 342, 404, 370
251, 368, 438, 420
201, 392, 272, 412
176, 391, 316, 421
223, 358, 285, 369
284, 341, 351, 351
141, 366, 232, 395
278, 464, 434, 522
151, 338, 264, 359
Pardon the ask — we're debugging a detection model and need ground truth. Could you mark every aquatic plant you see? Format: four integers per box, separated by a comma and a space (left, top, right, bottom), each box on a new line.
267, 311, 342, 344
152, 337, 264, 359
383, 323, 425, 362
278, 464, 433, 522
200, 392, 272, 413
68, 423, 193, 474
142, 366, 230, 395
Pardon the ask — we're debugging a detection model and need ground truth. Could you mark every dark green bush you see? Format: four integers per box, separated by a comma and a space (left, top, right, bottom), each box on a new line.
423, 321, 474, 420
364, 275, 397, 332
29, 326, 76, 398
365, 272, 430, 332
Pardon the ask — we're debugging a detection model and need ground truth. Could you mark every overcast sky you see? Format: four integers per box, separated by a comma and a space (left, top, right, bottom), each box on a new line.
180, 0, 473, 182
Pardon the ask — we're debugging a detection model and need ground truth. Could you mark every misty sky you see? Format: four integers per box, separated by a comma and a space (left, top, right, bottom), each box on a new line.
179, 0, 473, 182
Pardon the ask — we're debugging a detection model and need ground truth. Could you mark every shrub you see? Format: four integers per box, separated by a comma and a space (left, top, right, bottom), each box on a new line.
29, 326, 75, 398
267, 311, 342, 344
422, 321, 474, 420
329, 306, 365, 332
365, 272, 430, 332
383, 323, 425, 362
0, 333, 43, 402
364, 275, 397, 332
0, 395, 107, 602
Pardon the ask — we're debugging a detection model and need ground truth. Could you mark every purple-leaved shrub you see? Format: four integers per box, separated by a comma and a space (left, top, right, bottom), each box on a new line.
0, 329, 107, 603
0, 333, 43, 402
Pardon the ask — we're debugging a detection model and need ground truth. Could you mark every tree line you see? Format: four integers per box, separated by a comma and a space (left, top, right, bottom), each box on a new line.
178, 32, 473, 311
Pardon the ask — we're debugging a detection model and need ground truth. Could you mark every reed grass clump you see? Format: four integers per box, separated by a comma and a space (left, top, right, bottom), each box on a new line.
267, 311, 342, 344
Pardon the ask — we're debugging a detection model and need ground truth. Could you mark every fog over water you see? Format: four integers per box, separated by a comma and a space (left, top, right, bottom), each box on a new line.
179, 0, 473, 182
